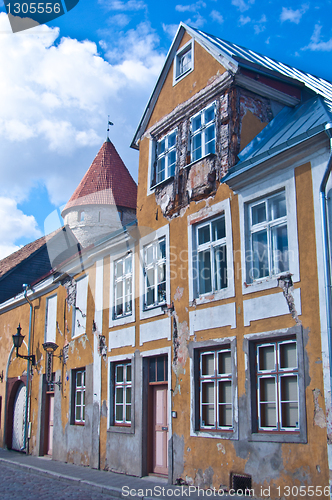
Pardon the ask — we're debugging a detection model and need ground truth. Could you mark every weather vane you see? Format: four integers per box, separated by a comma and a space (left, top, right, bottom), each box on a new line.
107, 115, 114, 141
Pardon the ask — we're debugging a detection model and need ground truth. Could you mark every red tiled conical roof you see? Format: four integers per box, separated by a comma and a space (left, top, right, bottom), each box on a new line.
62, 140, 137, 214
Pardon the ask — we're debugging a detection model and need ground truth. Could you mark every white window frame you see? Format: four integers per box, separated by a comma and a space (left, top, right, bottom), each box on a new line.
114, 361, 132, 425
173, 40, 194, 85
188, 199, 235, 305
74, 368, 86, 424
256, 339, 299, 432
190, 338, 238, 439
108, 353, 135, 432
143, 237, 166, 310
151, 128, 178, 188
139, 225, 170, 320
190, 101, 216, 163
72, 274, 88, 338
248, 191, 289, 281
239, 174, 300, 295
44, 294, 57, 344
111, 253, 134, 324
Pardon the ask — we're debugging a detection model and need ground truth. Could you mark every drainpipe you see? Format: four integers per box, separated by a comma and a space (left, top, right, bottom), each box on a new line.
22, 284, 33, 453
320, 123, 332, 388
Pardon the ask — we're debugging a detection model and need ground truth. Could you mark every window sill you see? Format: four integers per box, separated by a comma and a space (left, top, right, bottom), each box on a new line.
108, 425, 134, 434
150, 175, 174, 190
190, 428, 238, 440
141, 303, 166, 320
110, 314, 135, 329
249, 432, 306, 443
184, 153, 215, 170
192, 287, 235, 306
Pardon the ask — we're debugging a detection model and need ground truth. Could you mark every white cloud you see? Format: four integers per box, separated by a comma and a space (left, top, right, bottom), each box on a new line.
0, 15, 165, 209
184, 13, 206, 28
231, 0, 254, 13
239, 14, 251, 25
0, 197, 42, 259
254, 14, 267, 34
162, 23, 179, 39
302, 24, 332, 51
175, 1, 206, 12
98, 0, 146, 11
210, 10, 224, 24
280, 5, 309, 24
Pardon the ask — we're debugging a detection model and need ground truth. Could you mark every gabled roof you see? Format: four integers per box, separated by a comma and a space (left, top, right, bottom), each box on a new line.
62, 139, 137, 215
0, 227, 80, 303
223, 96, 332, 183
131, 23, 332, 149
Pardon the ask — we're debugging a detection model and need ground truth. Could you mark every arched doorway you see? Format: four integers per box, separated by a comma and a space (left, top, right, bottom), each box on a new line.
12, 382, 26, 451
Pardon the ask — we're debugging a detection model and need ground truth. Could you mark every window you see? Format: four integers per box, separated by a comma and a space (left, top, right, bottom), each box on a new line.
73, 275, 88, 337
199, 348, 233, 430
73, 368, 86, 424
152, 129, 177, 187
143, 237, 166, 309
149, 355, 168, 383
256, 339, 299, 432
248, 191, 288, 281
114, 362, 132, 425
190, 102, 216, 162
174, 41, 193, 81
114, 254, 133, 319
45, 294, 57, 344
79, 210, 85, 222
195, 214, 227, 296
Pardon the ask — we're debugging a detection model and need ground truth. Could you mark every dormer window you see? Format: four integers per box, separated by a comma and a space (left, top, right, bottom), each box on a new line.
174, 41, 194, 83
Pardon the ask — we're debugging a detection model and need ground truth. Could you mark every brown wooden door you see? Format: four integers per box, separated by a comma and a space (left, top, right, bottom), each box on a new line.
152, 385, 168, 475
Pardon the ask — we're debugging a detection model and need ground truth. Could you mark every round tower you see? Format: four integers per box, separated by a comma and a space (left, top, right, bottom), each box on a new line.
61, 139, 137, 247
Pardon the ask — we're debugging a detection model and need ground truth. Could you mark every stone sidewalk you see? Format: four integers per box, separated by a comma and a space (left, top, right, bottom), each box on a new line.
0, 448, 250, 499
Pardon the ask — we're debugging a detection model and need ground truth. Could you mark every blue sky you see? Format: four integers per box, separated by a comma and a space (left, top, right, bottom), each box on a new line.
0, 0, 332, 257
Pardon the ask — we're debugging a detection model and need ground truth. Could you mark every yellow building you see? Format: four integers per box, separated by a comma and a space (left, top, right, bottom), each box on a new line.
1, 22, 332, 499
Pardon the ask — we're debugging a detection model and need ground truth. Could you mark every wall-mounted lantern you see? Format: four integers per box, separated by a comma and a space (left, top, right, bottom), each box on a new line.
42, 342, 63, 389
12, 324, 36, 366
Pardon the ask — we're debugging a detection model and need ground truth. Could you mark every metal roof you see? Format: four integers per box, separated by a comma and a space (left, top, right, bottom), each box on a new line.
223, 96, 332, 182
193, 28, 332, 102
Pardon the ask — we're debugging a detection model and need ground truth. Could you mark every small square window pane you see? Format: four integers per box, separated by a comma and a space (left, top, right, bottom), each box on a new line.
76, 372, 82, 387
157, 138, 165, 155
116, 281, 123, 299
201, 354, 214, 376
212, 217, 225, 241
205, 105, 215, 124
268, 193, 286, 221
126, 387, 131, 404
145, 245, 154, 265
205, 124, 215, 154
146, 268, 155, 288
158, 263, 166, 284
214, 245, 227, 291
202, 382, 214, 404
157, 238, 166, 260
116, 405, 123, 421
280, 342, 297, 369
124, 256, 132, 274
126, 364, 131, 382
202, 405, 214, 427
260, 377, 276, 402
157, 158, 165, 183
168, 131, 176, 148
280, 375, 298, 401
192, 115, 201, 133
258, 345, 275, 371
82, 404, 85, 422
168, 150, 176, 177
116, 387, 124, 404
76, 391, 81, 407
251, 202, 266, 225
281, 402, 298, 428
198, 249, 212, 294
146, 287, 154, 307
116, 260, 123, 277
252, 230, 269, 279
272, 224, 288, 274
157, 357, 165, 381
157, 281, 166, 303
76, 405, 81, 421
82, 390, 85, 407
192, 134, 202, 161
219, 405, 232, 427
219, 381, 232, 403
83, 370, 85, 386
218, 351, 231, 374
116, 365, 124, 383
126, 404, 131, 422
260, 403, 276, 427
125, 277, 131, 296
198, 224, 210, 245
116, 299, 123, 317
149, 358, 156, 382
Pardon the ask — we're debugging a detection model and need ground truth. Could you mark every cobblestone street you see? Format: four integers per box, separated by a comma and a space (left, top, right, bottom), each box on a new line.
0, 462, 116, 500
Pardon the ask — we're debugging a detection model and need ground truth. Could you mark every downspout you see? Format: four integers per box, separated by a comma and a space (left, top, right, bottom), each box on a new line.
22, 284, 33, 453
320, 123, 332, 388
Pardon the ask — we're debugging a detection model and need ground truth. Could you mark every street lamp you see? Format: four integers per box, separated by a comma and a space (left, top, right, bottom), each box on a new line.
42, 341, 63, 389
12, 324, 36, 366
